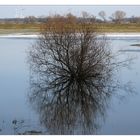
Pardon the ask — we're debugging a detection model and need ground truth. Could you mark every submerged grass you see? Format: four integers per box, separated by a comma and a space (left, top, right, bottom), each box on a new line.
131, 44, 140, 47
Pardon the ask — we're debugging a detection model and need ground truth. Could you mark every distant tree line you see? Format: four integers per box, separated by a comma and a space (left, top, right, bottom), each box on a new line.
0, 10, 140, 24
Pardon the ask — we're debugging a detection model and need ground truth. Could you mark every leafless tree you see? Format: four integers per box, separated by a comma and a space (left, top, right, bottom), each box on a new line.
98, 11, 106, 22
129, 16, 140, 23
81, 11, 90, 19
111, 10, 126, 23
28, 16, 133, 134
24, 16, 36, 23
81, 11, 96, 23
66, 13, 77, 24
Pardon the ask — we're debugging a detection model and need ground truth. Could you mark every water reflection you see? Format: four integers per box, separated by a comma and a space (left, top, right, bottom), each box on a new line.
28, 42, 117, 134
29, 72, 113, 134
30, 75, 113, 134
29, 44, 134, 135
28, 28, 133, 134
0, 37, 137, 134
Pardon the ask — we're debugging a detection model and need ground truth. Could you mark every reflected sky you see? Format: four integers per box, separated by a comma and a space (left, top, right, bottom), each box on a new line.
100, 39, 140, 134
0, 38, 44, 134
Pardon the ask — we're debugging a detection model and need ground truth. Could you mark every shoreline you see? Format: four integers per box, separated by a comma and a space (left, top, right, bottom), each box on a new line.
0, 32, 140, 39
105, 32, 140, 37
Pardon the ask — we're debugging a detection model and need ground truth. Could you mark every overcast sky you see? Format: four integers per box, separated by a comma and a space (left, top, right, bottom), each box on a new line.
0, 5, 140, 18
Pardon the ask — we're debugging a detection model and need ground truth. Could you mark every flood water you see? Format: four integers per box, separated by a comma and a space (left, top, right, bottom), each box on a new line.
0, 36, 140, 135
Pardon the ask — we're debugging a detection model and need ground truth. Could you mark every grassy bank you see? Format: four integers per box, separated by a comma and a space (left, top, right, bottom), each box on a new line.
97, 23, 140, 32
0, 23, 40, 34
0, 23, 140, 34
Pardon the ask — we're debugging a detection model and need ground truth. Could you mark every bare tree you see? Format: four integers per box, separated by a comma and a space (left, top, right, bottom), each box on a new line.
98, 11, 106, 22
24, 16, 36, 23
81, 11, 90, 19
66, 12, 77, 24
28, 16, 133, 134
129, 16, 140, 23
81, 11, 96, 23
111, 10, 126, 23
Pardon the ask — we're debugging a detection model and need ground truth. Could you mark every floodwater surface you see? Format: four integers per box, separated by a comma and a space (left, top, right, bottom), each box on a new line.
0, 36, 140, 134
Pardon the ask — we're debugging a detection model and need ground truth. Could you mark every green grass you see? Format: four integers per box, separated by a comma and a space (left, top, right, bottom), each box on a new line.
0, 23, 140, 34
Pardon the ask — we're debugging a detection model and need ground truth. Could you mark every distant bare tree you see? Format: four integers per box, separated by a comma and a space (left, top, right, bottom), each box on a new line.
111, 10, 126, 23
90, 14, 96, 23
129, 16, 140, 23
81, 11, 90, 19
81, 11, 96, 23
98, 11, 106, 22
66, 13, 77, 24
24, 16, 36, 23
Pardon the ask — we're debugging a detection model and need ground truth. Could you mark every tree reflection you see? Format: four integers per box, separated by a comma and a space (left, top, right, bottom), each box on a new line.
29, 68, 113, 134
28, 18, 132, 134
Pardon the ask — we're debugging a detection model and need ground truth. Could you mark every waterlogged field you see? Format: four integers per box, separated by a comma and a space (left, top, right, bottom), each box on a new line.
0, 35, 140, 134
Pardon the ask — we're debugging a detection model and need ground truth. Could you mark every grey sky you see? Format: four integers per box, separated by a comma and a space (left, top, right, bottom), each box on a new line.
0, 5, 140, 18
